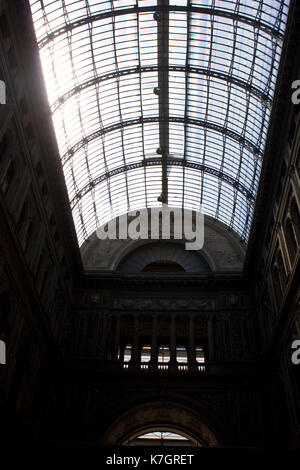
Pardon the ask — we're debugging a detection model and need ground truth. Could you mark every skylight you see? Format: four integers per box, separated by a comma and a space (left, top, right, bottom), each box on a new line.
30, 0, 289, 245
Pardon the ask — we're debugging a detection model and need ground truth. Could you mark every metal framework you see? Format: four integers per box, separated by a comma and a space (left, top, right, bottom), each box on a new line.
70, 158, 255, 209
51, 65, 273, 113
30, 0, 289, 245
36, 4, 285, 49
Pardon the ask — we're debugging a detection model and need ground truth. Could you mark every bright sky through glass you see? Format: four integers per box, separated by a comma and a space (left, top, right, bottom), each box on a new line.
30, 0, 289, 245
137, 431, 188, 440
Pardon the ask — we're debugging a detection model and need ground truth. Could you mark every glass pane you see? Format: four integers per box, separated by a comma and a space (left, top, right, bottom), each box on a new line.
29, 0, 290, 245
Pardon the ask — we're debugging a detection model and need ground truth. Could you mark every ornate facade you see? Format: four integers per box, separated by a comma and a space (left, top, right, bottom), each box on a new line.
0, 0, 299, 450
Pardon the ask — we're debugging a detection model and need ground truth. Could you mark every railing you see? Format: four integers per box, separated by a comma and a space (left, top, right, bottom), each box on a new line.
122, 361, 205, 372
157, 363, 168, 371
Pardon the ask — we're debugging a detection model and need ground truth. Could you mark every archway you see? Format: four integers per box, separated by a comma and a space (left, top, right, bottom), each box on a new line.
101, 401, 221, 447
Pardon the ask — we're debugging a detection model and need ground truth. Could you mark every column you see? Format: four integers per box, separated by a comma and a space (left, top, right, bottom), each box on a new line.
169, 316, 177, 371
188, 315, 197, 372
99, 311, 109, 360
149, 315, 158, 371
129, 314, 139, 371
112, 314, 120, 361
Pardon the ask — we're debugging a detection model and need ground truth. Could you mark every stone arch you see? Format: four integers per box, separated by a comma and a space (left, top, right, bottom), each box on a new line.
121, 425, 200, 445
101, 401, 222, 447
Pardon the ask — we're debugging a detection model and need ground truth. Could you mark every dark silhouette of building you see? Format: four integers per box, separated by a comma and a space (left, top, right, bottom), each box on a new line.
0, 0, 299, 450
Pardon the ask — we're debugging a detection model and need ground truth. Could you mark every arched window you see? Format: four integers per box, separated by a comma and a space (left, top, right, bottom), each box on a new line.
142, 260, 185, 272
124, 429, 199, 446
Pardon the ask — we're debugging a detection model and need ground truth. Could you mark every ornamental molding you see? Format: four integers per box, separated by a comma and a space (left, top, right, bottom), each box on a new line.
113, 296, 215, 311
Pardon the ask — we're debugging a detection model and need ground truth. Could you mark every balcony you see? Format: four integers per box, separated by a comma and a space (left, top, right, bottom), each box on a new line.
120, 344, 205, 373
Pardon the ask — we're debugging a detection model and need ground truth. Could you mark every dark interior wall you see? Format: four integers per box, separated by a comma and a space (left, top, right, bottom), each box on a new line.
0, 0, 299, 450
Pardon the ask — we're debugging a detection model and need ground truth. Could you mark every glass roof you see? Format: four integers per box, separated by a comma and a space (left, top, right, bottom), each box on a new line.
30, 0, 289, 246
